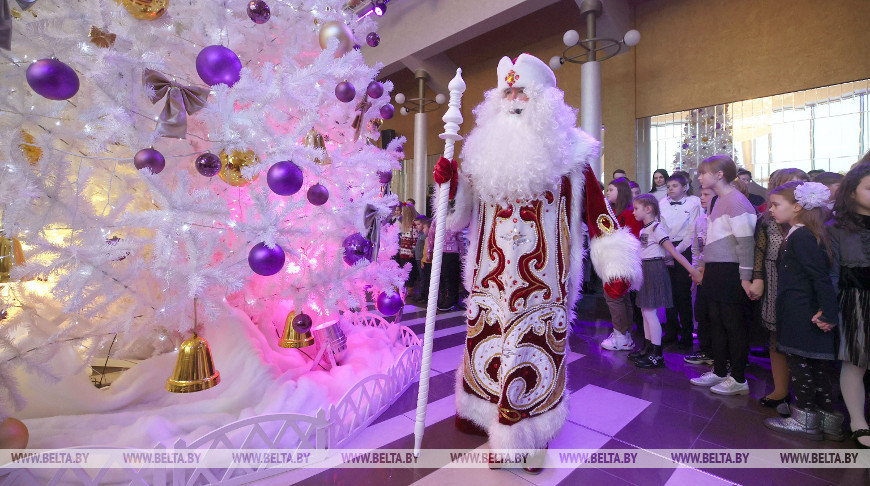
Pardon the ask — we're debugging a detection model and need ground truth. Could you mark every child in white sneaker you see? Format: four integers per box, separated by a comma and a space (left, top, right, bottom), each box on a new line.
600, 178, 642, 352
689, 156, 757, 395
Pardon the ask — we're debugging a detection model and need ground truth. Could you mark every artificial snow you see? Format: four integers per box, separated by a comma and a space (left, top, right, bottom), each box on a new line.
14, 302, 410, 450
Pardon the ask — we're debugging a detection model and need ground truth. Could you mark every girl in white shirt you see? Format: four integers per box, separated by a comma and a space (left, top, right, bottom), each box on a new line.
630, 194, 701, 369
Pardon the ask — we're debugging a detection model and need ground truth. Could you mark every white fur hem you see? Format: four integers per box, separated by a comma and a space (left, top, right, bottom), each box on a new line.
446, 174, 473, 232
454, 365, 498, 430
488, 398, 569, 451
589, 228, 643, 291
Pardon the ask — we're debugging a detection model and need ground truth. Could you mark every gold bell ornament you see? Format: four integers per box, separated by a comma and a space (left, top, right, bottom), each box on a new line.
0, 232, 26, 284
117, 0, 169, 21
165, 333, 220, 393
303, 129, 331, 165
219, 149, 260, 187
166, 299, 220, 393
278, 311, 315, 348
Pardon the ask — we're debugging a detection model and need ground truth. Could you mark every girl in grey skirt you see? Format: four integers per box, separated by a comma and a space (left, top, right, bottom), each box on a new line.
630, 195, 702, 369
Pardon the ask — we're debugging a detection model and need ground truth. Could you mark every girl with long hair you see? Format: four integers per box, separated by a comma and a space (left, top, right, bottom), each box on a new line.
748, 168, 809, 411
600, 178, 642, 352
689, 156, 757, 395
397, 203, 420, 290
829, 157, 870, 447
763, 181, 840, 441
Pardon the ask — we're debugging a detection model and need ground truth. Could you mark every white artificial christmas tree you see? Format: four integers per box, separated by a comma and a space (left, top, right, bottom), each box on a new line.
672, 105, 737, 173
0, 0, 407, 418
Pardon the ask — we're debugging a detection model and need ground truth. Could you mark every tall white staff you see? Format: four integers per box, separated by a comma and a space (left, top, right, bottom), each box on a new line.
413, 68, 465, 457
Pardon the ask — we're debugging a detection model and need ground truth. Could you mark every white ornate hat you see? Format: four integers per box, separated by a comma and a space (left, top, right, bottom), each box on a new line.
496, 53, 557, 92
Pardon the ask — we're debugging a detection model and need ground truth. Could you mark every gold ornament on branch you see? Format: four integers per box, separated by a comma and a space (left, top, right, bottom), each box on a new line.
318, 20, 354, 57
88, 26, 117, 48
367, 118, 384, 132
18, 130, 41, 165
118, 0, 168, 21
303, 129, 331, 165
0, 231, 26, 284
219, 149, 260, 187
279, 311, 315, 348
165, 332, 220, 393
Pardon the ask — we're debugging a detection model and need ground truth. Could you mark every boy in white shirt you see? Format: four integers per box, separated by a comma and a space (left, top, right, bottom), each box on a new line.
659, 173, 701, 348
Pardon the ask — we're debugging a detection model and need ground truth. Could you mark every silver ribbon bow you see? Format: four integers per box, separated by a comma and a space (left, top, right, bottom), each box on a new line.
1, 0, 11, 51
143, 69, 209, 139
1, 0, 38, 50
364, 204, 381, 262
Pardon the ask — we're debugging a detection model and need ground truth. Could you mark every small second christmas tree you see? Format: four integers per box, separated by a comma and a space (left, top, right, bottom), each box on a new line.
672, 106, 737, 173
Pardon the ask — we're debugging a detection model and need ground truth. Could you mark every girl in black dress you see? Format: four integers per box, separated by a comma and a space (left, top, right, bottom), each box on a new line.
763, 181, 840, 441
829, 158, 870, 448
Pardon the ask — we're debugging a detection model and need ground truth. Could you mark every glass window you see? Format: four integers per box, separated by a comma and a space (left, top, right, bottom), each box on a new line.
641, 79, 869, 188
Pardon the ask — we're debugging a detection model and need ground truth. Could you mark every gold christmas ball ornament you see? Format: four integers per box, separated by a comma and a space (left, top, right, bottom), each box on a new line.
0, 417, 29, 449
18, 130, 41, 165
219, 149, 260, 187
118, 0, 168, 21
367, 118, 384, 132
318, 21, 355, 57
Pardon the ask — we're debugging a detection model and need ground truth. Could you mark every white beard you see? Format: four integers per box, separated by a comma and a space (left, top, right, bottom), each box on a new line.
461, 86, 580, 206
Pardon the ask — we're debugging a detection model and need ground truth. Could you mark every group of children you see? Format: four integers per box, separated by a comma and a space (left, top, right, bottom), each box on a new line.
601, 154, 870, 447
394, 200, 466, 312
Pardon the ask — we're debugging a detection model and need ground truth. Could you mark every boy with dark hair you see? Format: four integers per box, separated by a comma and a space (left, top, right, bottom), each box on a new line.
613, 169, 627, 180
659, 172, 701, 347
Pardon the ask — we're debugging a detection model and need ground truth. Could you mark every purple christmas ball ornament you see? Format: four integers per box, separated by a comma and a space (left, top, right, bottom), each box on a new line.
342, 233, 373, 266
246, 0, 271, 24
267, 160, 304, 196
133, 148, 166, 174
335, 81, 356, 103
292, 313, 313, 333
366, 81, 384, 99
307, 183, 329, 206
195, 152, 221, 177
366, 32, 380, 47
248, 242, 285, 276
196, 45, 242, 87
378, 170, 392, 185
376, 291, 403, 316
379, 104, 395, 120
26, 59, 79, 101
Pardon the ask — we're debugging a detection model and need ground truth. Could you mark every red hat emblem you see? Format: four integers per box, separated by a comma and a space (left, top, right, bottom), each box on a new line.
505, 70, 519, 87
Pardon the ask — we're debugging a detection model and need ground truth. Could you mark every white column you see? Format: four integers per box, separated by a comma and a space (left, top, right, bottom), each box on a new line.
413, 112, 428, 212
581, 60, 602, 182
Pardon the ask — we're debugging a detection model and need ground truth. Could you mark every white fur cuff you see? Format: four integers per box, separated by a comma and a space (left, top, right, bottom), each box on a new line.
589, 228, 643, 290
455, 365, 498, 429
488, 398, 569, 451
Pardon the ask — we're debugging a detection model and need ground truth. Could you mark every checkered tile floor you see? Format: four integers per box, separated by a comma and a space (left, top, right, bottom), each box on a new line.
258, 292, 868, 486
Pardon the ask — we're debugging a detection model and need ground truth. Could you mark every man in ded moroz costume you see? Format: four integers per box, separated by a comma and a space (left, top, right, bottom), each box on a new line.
433, 54, 642, 461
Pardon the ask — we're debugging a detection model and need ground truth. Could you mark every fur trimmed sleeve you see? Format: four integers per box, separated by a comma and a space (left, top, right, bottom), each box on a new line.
446, 172, 474, 231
